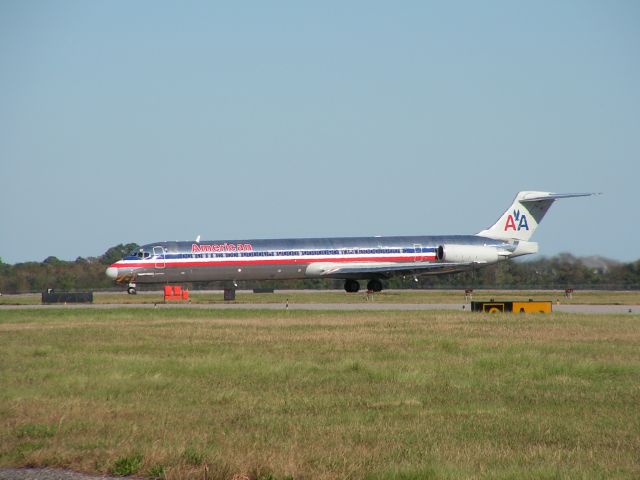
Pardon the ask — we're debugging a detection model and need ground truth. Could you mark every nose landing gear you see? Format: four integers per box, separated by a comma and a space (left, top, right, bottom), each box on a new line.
127, 283, 137, 295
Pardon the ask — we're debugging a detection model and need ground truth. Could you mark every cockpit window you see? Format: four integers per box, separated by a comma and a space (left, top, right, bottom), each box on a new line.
129, 248, 152, 259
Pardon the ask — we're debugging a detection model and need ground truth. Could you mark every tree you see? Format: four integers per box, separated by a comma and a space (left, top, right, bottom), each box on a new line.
100, 243, 140, 265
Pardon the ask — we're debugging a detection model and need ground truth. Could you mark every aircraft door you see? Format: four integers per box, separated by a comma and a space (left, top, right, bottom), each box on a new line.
153, 246, 166, 269
414, 244, 423, 262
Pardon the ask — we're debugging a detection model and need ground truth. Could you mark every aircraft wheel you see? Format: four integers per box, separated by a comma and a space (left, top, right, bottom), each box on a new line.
367, 279, 383, 292
127, 287, 137, 295
344, 279, 360, 293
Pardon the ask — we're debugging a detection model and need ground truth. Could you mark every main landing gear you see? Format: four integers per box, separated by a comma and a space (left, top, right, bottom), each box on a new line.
367, 279, 383, 293
343, 279, 384, 293
127, 283, 137, 295
344, 279, 360, 293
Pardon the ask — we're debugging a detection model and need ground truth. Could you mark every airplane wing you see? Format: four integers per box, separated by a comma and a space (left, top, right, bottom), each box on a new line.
306, 261, 477, 280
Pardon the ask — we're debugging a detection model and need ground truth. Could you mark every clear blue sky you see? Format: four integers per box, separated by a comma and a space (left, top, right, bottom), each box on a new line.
1, 1, 638, 264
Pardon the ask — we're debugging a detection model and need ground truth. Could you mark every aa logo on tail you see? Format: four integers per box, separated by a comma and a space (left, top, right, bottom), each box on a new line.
504, 209, 529, 231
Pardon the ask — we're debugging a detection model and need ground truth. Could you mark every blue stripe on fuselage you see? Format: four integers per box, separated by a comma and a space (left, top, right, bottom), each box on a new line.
159, 246, 437, 261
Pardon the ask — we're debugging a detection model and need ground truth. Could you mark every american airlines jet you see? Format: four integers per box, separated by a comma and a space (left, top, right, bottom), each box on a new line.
106, 191, 595, 294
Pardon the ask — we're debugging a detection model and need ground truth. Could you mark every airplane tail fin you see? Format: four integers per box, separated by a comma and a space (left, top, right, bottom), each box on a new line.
477, 191, 597, 242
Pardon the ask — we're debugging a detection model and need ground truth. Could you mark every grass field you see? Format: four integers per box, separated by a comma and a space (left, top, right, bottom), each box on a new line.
2, 289, 640, 305
1, 308, 639, 479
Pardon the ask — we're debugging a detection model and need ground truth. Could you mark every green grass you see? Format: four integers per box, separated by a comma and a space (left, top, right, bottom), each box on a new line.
111, 453, 144, 476
2, 289, 640, 305
0, 308, 639, 479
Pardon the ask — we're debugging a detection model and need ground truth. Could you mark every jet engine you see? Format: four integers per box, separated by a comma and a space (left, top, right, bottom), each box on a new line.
436, 244, 500, 263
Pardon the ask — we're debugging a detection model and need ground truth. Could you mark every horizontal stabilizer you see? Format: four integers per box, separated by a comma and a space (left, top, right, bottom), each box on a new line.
518, 192, 599, 202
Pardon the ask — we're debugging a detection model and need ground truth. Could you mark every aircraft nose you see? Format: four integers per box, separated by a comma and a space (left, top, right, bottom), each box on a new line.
106, 266, 118, 279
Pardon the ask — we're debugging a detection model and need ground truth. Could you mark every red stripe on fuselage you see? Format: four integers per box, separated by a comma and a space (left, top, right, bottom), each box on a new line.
112, 254, 437, 269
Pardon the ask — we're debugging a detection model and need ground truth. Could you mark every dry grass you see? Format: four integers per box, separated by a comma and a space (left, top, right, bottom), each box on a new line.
1, 308, 639, 479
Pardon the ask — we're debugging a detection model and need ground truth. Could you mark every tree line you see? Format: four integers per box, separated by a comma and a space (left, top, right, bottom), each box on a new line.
0, 244, 139, 294
0, 244, 638, 294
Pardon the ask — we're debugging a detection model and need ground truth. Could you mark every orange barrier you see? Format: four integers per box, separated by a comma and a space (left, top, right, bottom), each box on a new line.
164, 285, 189, 302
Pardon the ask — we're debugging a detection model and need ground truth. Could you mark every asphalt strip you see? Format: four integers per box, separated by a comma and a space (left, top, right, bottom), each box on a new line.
0, 468, 138, 480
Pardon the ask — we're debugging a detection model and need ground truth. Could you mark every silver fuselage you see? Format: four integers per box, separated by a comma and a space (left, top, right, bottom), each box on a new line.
106, 234, 512, 285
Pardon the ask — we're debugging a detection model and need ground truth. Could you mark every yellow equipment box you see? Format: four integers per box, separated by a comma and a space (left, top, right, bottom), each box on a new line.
471, 300, 552, 314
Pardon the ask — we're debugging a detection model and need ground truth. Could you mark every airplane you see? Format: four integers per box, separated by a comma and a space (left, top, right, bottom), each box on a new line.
106, 191, 596, 294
